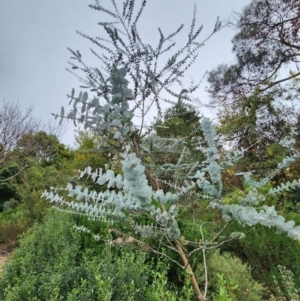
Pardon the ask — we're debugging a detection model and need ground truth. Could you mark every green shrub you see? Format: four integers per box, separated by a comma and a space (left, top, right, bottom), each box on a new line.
214, 273, 238, 301
196, 249, 265, 300
0, 157, 73, 247
269, 265, 300, 301
220, 222, 300, 298
0, 210, 85, 300
0, 209, 192, 300
146, 268, 194, 301
0, 207, 32, 246
0, 165, 21, 211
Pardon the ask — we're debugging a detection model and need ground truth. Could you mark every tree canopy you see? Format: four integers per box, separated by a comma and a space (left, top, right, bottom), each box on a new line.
207, 0, 300, 107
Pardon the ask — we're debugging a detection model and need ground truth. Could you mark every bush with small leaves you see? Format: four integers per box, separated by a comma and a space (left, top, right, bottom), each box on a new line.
220, 222, 300, 298
1, 209, 192, 300
195, 249, 265, 301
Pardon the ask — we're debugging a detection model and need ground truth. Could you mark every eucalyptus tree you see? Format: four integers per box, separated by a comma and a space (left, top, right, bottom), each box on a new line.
207, 0, 300, 178
42, 1, 300, 300
216, 90, 299, 178
207, 0, 300, 107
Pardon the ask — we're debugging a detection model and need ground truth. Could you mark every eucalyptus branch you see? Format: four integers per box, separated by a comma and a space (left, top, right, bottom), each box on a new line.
109, 228, 185, 269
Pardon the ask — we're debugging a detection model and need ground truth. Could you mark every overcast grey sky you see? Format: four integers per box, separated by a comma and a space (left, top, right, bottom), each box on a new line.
0, 0, 250, 146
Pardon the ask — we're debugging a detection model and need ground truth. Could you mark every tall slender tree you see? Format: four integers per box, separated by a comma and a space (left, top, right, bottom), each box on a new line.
207, 0, 300, 106
43, 1, 300, 300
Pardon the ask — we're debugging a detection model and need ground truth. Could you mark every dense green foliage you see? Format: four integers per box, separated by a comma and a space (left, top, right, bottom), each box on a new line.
197, 249, 265, 300
0, 164, 21, 211
0, 210, 194, 301
221, 222, 300, 297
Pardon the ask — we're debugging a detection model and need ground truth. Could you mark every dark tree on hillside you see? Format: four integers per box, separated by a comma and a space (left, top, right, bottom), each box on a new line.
156, 102, 201, 138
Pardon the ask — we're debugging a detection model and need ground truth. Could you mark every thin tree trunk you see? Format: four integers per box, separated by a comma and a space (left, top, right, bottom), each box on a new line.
149, 175, 206, 300
175, 241, 206, 301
